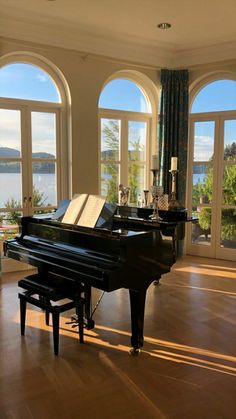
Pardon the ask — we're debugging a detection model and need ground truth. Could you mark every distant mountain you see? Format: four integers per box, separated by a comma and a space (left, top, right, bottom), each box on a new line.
0, 147, 20, 157
0, 147, 55, 173
0, 147, 55, 159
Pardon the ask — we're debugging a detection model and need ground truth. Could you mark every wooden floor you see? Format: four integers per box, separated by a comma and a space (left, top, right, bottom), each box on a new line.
1, 255, 236, 419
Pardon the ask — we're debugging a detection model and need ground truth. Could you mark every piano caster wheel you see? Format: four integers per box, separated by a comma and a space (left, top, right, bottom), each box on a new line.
129, 347, 141, 356
86, 319, 95, 330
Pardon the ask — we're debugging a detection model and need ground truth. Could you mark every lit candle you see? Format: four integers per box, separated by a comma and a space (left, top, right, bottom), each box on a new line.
171, 157, 178, 171
151, 155, 159, 170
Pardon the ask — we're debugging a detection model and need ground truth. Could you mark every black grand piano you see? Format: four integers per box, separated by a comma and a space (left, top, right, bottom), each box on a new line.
4, 202, 191, 354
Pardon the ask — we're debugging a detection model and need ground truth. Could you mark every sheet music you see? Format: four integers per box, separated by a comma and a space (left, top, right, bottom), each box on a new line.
77, 195, 106, 228
61, 194, 88, 224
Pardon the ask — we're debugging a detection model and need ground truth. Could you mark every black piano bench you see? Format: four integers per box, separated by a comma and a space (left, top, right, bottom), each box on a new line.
18, 273, 85, 355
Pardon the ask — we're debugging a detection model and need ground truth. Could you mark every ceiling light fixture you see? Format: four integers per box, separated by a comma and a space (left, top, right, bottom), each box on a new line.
157, 22, 171, 29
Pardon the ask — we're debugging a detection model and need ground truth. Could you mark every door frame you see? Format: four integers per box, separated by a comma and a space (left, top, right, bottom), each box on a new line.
186, 110, 236, 261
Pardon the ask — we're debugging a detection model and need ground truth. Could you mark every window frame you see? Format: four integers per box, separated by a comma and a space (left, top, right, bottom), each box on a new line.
99, 107, 152, 203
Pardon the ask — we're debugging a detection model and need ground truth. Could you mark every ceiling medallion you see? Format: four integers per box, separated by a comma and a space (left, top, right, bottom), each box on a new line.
157, 23, 171, 29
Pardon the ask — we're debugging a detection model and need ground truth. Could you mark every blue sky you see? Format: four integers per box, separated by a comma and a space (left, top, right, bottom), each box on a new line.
1, 63, 236, 113
1, 63, 236, 158
0, 63, 60, 102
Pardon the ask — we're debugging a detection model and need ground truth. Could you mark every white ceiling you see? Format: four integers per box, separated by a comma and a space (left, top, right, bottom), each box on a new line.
1, 0, 236, 68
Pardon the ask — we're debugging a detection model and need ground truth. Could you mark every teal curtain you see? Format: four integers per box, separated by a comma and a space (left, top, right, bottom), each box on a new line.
158, 69, 189, 207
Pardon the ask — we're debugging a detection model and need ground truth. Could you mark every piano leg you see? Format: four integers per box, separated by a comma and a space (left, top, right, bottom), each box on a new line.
84, 285, 95, 330
129, 288, 147, 355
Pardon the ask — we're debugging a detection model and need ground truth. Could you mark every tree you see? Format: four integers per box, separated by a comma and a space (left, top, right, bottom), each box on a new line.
101, 120, 119, 203
192, 142, 236, 242
101, 119, 144, 204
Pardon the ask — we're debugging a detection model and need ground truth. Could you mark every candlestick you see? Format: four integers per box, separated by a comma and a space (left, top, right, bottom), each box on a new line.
171, 157, 178, 171
168, 169, 180, 210
151, 155, 159, 171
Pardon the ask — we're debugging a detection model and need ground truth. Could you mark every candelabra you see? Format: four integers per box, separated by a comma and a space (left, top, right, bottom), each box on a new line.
168, 169, 180, 210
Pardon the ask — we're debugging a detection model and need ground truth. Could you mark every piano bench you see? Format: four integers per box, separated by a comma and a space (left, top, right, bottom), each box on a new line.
18, 273, 85, 355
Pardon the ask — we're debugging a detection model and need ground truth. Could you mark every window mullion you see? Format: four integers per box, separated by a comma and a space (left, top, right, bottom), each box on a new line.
120, 117, 128, 186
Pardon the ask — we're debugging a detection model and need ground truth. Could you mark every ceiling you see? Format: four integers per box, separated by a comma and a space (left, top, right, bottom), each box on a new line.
1, 0, 236, 68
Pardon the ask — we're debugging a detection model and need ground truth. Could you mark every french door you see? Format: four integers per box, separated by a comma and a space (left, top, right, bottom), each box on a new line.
0, 101, 62, 268
187, 111, 236, 261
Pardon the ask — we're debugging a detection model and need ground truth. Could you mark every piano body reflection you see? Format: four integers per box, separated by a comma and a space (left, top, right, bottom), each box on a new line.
4, 203, 190, 353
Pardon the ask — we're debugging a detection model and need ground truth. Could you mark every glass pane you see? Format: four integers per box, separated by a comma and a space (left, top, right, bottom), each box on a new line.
101, 163, 119, 204
99, 79, 149, 113
224, 120, 236, 162
0, 109, 21, 156
31, 112, 56, 157
128, 164, 145, 204
191, 208, 211, 246
222, 165, 236, 205
101, 119, 120, 161
191, 80, 236, 113
32, 162, 56, 207
192, 164, 213, 206
194, 121, 215, 161
128, 121, 146, 162
0, 165, 22, 208
0, 63, 61, 103
220, 209, 236, 249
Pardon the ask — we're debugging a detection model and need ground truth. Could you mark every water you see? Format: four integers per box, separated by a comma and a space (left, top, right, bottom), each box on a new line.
0, 172, 207, 208
0, 173, 56, 208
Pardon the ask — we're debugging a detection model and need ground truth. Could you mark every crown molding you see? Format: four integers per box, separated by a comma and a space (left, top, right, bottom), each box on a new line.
0, 15, 173, 68
1, 14, 236, 69
172, 40, 236, 68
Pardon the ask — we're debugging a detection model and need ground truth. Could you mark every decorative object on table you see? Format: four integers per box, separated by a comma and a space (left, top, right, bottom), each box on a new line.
150, 154, 159, 186
143, 190, 149, 207
158, 193, 169, 210
150, 154, 163, 220
168, 157, 181, 209
119, 184, 130, 206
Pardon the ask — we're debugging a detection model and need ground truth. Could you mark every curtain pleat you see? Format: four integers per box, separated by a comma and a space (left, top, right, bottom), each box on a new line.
158, 69, 189, 207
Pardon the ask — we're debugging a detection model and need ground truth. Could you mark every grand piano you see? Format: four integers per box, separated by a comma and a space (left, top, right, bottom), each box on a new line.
4, 201, 191, 354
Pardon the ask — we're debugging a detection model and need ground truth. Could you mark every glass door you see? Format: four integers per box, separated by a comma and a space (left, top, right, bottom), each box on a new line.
216, 118, 236, 259
187, 114, 236, 261
0, 105, 60, 268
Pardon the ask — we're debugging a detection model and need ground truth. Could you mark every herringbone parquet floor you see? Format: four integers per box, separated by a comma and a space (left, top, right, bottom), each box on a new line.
1, 255, 236, 419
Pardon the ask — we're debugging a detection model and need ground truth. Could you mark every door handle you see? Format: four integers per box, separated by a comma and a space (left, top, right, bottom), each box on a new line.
28, 196, 32, 207
23, 197, 28, 207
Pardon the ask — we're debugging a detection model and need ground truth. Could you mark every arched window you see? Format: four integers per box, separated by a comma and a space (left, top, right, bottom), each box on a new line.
187, 77, 236, 261
0, 56, 70, 237
98, 76, 155, 204
0, 63, 61, 102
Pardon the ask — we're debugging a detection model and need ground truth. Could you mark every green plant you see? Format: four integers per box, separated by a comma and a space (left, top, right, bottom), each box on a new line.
4, 186, 49, 224
192, 142, 236, 241
198, 207, 211, 231
101, 119, 144, 204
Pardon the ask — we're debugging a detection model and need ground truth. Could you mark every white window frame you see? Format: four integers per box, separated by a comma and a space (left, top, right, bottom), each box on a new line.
99, 108, 152, 201
98, 72, 158, 203
187, 72, 236, 261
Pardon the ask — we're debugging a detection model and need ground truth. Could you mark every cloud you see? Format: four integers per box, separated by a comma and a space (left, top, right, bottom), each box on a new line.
194, 135, 214, 161
35, 73, 48, 83
0, 110, 56, 155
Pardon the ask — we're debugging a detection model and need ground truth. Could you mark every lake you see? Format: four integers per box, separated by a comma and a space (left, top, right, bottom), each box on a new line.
0, 173, 56, 208
0, 172, 207, 209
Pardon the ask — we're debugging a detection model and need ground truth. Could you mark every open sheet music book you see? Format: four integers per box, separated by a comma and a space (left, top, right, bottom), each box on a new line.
61, 194, 106, 228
